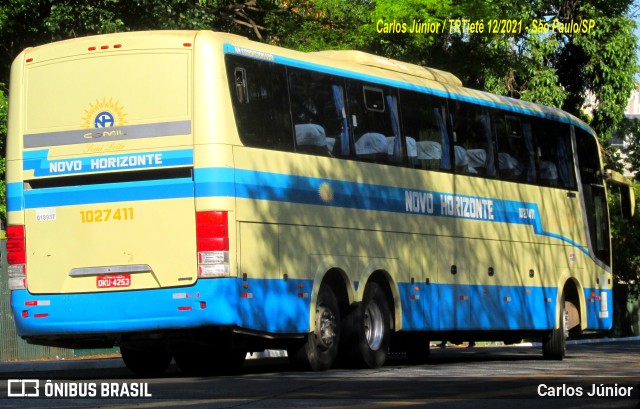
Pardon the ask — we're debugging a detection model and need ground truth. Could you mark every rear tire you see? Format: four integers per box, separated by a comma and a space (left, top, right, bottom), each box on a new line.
343, 282, 391, 369
288, 285, 340, 371
120, 345, 172, 376
543, 299, 568, 360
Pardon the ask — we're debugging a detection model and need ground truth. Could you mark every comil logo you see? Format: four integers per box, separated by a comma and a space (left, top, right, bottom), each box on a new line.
82, 98, 128, 129
8, 379, 40, 397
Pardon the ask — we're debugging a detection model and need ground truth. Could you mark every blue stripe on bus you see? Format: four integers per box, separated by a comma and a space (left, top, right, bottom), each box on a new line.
7, 182, 24, 212
223, 44, 593, 135
197, 167, 589, 254
11, 281, 611, 337
16, 166, 588, 255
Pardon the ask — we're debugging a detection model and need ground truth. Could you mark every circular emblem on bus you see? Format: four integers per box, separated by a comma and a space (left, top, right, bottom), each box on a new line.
82, 97, 128, 129
94, 111, 115, 128
319, 182, 334, 203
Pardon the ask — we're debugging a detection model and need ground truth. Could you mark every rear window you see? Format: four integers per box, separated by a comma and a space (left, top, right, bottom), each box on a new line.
25, 52, 190, 134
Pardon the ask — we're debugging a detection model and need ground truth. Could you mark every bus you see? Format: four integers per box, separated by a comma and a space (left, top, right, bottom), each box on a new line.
6, 30, 635, 375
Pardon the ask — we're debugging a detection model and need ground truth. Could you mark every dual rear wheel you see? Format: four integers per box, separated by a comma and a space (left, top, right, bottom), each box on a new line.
289, 282, 392, 371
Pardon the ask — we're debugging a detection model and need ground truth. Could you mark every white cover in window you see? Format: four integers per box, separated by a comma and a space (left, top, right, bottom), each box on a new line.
540, 161, 558, 180
295, 124, 327, 147
356, 133, 388, 155
416, 141, 441, 159
467, 149, 486, 168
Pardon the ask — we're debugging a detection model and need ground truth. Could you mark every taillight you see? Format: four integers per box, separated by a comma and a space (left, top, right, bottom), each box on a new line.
7, 225, 27, 290
196, 211, 230, 278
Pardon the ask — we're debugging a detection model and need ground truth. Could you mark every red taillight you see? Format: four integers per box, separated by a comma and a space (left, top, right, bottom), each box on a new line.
196, 211, 231, 278
196, 211, 229, 251
7, 225, 27, 290
7, 225, 26, 265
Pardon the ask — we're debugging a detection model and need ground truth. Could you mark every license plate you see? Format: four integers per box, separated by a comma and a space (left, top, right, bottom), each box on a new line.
96, 274, 131, 288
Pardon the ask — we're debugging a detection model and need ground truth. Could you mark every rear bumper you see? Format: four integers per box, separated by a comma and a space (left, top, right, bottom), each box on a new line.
12, 277, 313, 340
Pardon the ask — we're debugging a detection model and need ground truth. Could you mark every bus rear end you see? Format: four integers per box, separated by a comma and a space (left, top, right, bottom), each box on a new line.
6, 31, 234, 358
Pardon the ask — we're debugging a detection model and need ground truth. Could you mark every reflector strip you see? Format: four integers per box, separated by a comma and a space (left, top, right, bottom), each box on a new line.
24, 300, 50, 307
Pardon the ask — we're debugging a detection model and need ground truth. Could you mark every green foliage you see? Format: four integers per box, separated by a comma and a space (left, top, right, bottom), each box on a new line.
611, 116, 640, 177
517, 34, 566, 108
265, 0, 371, 51
572, 14, 637, 140
0, 84, 6, 222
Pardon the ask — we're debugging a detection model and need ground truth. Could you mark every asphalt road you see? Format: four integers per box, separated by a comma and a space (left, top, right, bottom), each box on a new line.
0, 339, 639, 408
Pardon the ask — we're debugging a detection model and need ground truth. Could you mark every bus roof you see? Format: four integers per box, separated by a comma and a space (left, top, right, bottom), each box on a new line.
16, 29, 594, 137
311, 50, 463, 87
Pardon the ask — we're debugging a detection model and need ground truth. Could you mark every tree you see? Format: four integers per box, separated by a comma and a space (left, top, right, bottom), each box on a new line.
0, 85, 6, 221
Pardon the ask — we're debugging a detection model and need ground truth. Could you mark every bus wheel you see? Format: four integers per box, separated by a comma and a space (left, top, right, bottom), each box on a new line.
289, 285, 340, 371
542, 300, 568, 360
174, 348, 246, 376
347, 282, 391, 369
120, 345, 172, 376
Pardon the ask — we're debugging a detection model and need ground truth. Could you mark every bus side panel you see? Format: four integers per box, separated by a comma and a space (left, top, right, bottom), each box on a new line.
237, 222, 312, 333
583, 288, 613, 329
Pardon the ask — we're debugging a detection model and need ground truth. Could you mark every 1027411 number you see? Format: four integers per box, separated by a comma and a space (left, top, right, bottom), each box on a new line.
80, 208, 134, 223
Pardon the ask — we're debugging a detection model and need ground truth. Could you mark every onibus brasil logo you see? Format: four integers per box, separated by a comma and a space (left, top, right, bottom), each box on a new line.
82, 97, 128, 129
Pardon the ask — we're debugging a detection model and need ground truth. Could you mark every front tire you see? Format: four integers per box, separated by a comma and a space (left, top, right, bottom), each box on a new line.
288, 285, 340, 371
543, 299, 568, 360
120, 345, 172, 376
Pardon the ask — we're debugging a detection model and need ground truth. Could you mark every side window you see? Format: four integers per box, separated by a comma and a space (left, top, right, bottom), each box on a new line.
288, 68, 346, 157
347, 80, 399, 164
450, 102, 495, 177
399, 89, 451, 171
533, 120, 576, 189
493, 113, 536, 182
576, 128, 610, 265
225, 55, 293, 152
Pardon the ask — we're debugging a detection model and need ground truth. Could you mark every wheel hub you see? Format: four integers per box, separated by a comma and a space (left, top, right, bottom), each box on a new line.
364, 302, 384, 350
315, 305, 337, 350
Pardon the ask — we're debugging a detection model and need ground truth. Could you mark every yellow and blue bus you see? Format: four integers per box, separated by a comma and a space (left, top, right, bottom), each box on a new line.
6, 30, 635, 375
